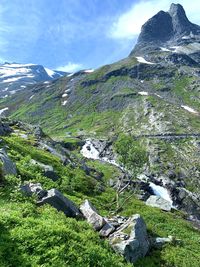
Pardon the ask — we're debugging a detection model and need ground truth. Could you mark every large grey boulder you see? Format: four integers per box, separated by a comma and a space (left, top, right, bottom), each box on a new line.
30, 159, 59, 181
0, 148, 17, 176
33, 125, 45, 138
109, 214, 149, 263
146, 195, 172, 211
37, 189, 82, 218
0, 120, 12, 135
80, 200, 106, 230
20, 183, 47, 199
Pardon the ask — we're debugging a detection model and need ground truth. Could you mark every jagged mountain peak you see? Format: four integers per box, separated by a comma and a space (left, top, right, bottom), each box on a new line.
130, 3, 200, 56
169, 3, 186, 17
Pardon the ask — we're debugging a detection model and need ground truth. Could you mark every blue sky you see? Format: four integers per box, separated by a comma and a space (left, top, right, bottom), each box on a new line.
0, 0, 199, 72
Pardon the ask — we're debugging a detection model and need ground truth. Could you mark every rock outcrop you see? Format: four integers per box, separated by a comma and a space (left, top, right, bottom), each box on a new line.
146, 195, 172, 211
30, 159, 59, 181
20, 182, 47, 198
0, 120, 12, 136
109, 214, 150, 263
130, 3, 200, 56
0, 148, 17, 176
80, 200, 106, 230
21, 183, 82, 218
37, 189, 82, 218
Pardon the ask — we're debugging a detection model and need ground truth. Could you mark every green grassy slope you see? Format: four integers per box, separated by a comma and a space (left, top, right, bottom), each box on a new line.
0, 124, 200, 267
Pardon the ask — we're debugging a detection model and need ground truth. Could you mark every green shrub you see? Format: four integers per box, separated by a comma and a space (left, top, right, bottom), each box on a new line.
114, 134, 148, 174
0, 203, 131, 267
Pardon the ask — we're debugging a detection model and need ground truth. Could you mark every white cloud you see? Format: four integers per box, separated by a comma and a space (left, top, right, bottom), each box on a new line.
109, 0, 200, 39
56, 62, 83, 73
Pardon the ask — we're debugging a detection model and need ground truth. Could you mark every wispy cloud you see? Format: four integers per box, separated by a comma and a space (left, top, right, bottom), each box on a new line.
57, 62, 83, 73
108, 0, 200, 39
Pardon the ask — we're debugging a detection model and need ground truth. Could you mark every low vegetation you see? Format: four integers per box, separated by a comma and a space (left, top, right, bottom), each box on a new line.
0, 132, 200, 267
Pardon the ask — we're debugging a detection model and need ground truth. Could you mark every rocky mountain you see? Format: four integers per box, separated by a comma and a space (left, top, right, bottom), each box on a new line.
131, 3, 200, 56
0, 62, 67, 98
0, 3, 200, 266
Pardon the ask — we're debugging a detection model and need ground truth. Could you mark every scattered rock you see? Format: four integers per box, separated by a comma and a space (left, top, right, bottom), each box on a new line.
37, 189, 82, 218
30, 159, 59, 181
109, 214, 150, 263
99, 223, 115, 237
0, 120, 12, 135
170, 186, 200, 219
146, 195, 172, 211
150, 235, 174, 248
0, 148, 17, 176
80, 199, 106, 230
20, 182, 47, 199
33, 125, 45, 138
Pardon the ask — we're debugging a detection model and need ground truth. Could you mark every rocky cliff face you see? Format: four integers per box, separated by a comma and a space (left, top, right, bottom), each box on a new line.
130, 3, 200, 56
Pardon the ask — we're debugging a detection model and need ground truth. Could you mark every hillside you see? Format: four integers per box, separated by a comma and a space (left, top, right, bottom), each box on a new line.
0, 3, 200, 267
0, 118, 200, 267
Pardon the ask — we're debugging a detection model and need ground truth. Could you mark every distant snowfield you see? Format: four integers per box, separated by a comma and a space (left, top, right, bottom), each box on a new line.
181, 105, 198, 114
155, 93, 163, 99
1, 77, 22, 83
62, 100, 67, 106
29, 95, 34, 100
136, 57, 155, 65
84, 69, 94, 73
44, 68, 56, 78
0, 66, 29, 77
138, 91, 149, 96
3, 63, 36, 67
62, 93, 68, 98
0, 107, 9, 115
160, 47, 171, 52
0, 63, 61, 87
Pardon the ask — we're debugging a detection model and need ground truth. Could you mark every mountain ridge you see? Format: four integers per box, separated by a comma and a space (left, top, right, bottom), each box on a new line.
0, 62, 68, 99
130, 3, 200, 56
0, 3, 200, 266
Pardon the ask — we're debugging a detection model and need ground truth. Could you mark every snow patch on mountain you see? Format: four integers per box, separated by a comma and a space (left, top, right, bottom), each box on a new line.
44, 68, 56, 78
3, 63, 36, 67
138, 91, 149, 96
160, 47, 171, 52
136, 57, 155, 65
181, 105, 198, 114
155, 93, 163, 98
62, 100, 68, 106
0, 107, 9, 115
84, 69, 94, 73
29, 95, 35, 100
1, 77, 22, 83
62, 93, 68, 98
